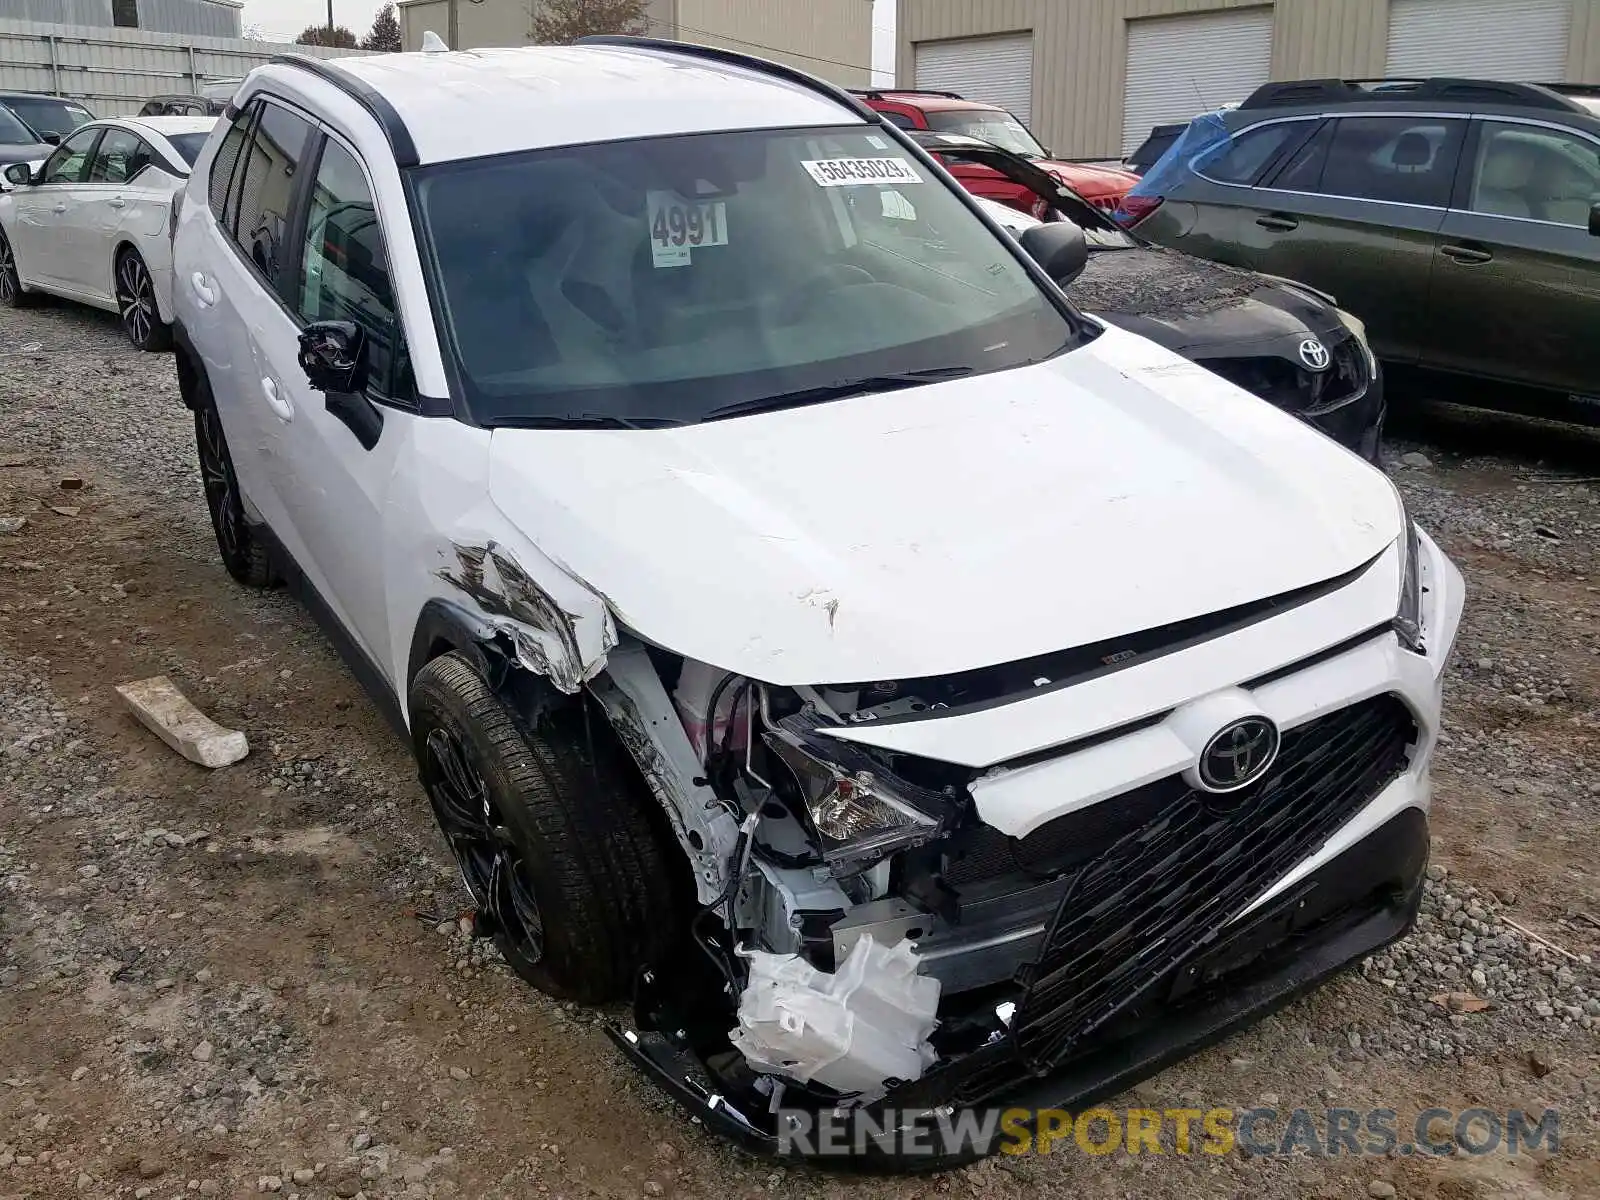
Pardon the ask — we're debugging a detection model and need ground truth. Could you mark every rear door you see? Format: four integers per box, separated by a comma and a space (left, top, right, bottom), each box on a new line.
76, 126, 154, 299
1237, 114, 1467, 363
8, 126, 100, 289
1422, 117, 1600, 401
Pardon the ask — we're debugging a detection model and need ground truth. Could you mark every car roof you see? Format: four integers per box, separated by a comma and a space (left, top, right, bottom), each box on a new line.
860, 90, 1001, 114
122, 115, 218, 136
0, 91, 87, 106
278, 45, 862, 166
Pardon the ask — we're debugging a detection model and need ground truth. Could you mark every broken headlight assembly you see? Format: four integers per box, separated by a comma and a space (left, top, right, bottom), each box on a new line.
764, 725, 945, 873
1394, 511, 1425, 654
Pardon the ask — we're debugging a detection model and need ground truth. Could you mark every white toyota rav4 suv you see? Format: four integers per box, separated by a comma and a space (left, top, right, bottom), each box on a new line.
169, 38, 1464, 1164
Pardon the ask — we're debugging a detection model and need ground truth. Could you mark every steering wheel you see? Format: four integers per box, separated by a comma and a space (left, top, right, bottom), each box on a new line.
775, 262, 877, 324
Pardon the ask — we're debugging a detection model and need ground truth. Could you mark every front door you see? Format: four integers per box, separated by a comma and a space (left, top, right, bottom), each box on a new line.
8, 126, 100, 289
1236, 115, 1467, 364
1421, 117, 1600, 403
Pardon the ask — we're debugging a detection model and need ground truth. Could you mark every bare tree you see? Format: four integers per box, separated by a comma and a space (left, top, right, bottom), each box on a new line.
295, 24, 360, 49
531, 0, 650, 45
361, 3, 403, 52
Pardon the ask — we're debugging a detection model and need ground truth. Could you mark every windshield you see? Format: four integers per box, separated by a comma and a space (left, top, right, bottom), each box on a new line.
167, 132, 209, 165
0, 104, 35, 145
924, 109, 1047, 158
412, 125, 1078, 427
4, 97, 92, 139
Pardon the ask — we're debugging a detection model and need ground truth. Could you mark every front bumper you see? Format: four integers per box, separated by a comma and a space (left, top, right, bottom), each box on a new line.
612, 802, 1429, 1169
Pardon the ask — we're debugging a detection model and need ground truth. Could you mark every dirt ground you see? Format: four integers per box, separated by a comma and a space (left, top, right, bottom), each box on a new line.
1, 301, 1597, 1200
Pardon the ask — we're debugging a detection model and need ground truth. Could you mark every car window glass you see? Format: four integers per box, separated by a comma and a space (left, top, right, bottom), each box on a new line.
7, 97, 92, 140
1265, 121, 1334, 191
41, 128, 100, 184
1312, 117, 1466, 206
924, 109, 1046, 157
88, 128, 152, 183
209, 103, 252, 226
0, 104, 34, 144
1468, 121, 1600, 226
233, 101, 313, 287
168, 132, 209, 166
880, 111, 918, 131
1194, 122, 1309, 185
413, 124, 1072, 426
298, 138, 406, 394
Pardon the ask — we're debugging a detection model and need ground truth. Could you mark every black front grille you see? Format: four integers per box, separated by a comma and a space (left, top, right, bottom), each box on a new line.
914, 695, 1416, 1104
1201, 334, 1367, 416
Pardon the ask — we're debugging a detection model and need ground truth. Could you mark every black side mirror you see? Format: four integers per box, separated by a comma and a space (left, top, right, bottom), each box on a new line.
41, 131, 60, 146
2, 163, 31, 186
1590, 202, 1599, 238
1019, 222, 1088, 287
298, 320, 368, 393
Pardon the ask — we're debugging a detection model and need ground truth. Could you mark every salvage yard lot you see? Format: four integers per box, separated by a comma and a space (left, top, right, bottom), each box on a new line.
1, 300, 1598, 1199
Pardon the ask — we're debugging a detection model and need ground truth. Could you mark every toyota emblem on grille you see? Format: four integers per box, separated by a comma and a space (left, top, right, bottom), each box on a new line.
1198, 716, 1281, 792
1298, 338, 1331, 372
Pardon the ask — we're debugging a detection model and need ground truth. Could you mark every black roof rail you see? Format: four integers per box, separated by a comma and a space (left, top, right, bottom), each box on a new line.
577, 34, 881, 122
849, 86, 965, 101
1240, 76, 1586, 114
263, 54, 419, 168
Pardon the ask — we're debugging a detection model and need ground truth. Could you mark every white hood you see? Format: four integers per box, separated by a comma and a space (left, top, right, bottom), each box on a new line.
486, 325, 1401, 686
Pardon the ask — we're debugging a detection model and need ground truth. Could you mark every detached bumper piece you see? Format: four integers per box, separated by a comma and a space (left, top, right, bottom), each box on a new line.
616, 696, 1426, 1168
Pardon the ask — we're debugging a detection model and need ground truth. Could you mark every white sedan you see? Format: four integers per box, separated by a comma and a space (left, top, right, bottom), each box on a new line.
0, 115, 216, 350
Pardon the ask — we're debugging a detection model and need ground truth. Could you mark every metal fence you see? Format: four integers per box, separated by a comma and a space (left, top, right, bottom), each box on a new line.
0, 18, 376, 114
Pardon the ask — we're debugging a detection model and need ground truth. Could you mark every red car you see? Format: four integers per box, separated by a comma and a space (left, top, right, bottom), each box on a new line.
853, 88, 1138, 215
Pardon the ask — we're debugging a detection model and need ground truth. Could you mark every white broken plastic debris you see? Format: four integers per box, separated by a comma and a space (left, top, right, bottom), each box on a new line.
728, 934, 940, 1099
115, 675, 248, 768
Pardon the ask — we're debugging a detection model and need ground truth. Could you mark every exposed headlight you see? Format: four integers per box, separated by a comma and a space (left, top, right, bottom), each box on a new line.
1394, 509, 1425, 655
765, 730, 939, 872
1334, 307, 1378, 377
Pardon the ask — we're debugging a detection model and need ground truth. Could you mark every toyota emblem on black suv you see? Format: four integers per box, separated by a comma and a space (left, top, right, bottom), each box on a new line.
1298, 338, 1331, 372
1198, 716, 1281, 791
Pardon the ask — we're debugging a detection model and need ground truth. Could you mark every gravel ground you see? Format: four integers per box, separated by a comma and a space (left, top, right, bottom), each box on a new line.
1, 299, 1598, 1200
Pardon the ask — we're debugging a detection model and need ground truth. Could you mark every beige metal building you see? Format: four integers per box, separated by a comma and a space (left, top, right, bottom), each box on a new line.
397, 0, 874, 87
897, 0, 1600, 158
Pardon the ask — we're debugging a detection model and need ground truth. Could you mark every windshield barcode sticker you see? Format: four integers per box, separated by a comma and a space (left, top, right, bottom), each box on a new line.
801, 157, 923, 187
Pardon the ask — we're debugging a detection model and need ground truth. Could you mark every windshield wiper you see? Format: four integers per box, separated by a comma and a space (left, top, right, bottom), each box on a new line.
700, 366, 974, 423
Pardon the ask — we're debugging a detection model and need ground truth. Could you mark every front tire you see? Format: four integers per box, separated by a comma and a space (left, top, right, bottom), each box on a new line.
0, 231, 33, 308
192, 378, 273, 587
409, 653, 684, 1003
115, 248, 171, 351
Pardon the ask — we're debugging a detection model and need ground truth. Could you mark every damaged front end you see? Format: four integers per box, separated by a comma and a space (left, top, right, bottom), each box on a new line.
595, 632, 1433, 1167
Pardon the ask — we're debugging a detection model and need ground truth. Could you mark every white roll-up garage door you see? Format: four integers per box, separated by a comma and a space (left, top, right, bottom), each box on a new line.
1386, 0, 1571, 82
914, 34, 1034, 126
1121, 9, 1273, 155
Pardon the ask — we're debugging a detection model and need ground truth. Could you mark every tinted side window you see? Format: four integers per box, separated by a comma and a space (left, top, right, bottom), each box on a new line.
1313, 117, 1466, 207
1194, 121, 1309, 185
233, 101, 314, 288
1265, 121, 1334, 192
297, 138, 408, 395
880, 111, 918, 131
41, 128, 101, 184
208, 104, 252, 224
88, 129, 152, 183
1468, 120, 1600, 227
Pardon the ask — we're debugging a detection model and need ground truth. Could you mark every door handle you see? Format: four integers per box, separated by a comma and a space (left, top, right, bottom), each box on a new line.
189, 272, 215, 307
1255, 213, 1299, 232
260, 377, 294, 422
1441, 243, 1493, 265
108, 197, 125, 208
51, 203, 66, 214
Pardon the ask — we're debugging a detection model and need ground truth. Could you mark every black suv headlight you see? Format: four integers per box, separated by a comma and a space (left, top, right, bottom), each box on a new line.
1394, 514, 1425, 654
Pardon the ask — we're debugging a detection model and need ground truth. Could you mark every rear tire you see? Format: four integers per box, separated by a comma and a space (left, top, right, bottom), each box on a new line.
0, 231, 33, 308
192, 377, 273, 587
409, 652, 685, 1003
115, 248, 172, 351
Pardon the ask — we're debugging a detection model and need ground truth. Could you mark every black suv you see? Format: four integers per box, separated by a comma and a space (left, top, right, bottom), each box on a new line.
0, 91, 94, 145
1120, 78, 1600, 424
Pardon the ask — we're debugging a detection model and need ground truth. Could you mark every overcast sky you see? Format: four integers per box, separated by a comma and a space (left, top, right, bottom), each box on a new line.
241, 0, 896, 81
